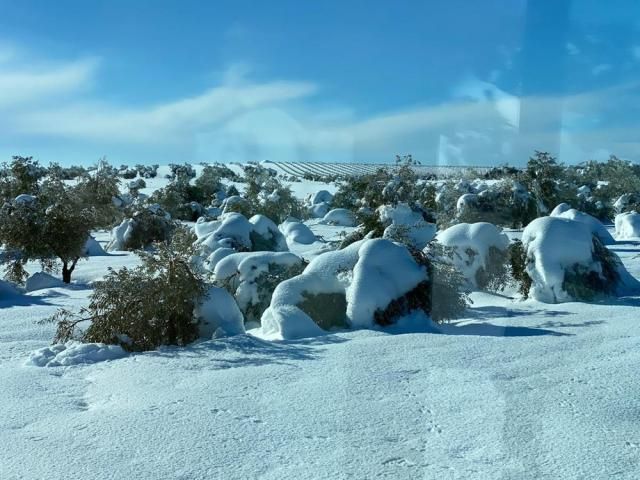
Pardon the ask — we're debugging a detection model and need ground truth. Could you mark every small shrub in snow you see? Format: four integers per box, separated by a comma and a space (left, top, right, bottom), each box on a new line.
107, 207, 175, 251
508, 240, 532, 298
435, 222, 511, 292
214, 251, 306, 325
47, 243, 206, 351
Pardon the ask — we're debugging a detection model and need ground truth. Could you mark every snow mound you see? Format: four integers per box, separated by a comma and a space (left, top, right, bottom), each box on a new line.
522, 216, 637, 303
249, 215, 288, 252
84, 235, 107, 256
279, 221, 317, 245
27, 342, 127, 367
25, 272, 63, 292
308, 202, 330, 218
615, 211, 640, 239
195, 286, 245, 338
551, 208, 615, 245
309, 190, 333, 205
436, 222, 510, 289
106, 218, 135, 252
322, 208, 356, 227
196, 213, 288, 256
261, 239, 428, 339
550, 203, 572, 216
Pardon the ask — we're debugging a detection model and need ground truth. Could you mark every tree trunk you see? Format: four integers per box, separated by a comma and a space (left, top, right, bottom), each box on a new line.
61, 258, 78, 284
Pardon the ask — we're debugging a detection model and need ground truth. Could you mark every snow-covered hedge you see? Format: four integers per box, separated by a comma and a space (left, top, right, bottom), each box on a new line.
214, 251, 305, 326
195, 213, 288, 256
260, 239, 441, 339
615, 212, 640, 240
522, 216, 637, 303
435, 222, 510, 291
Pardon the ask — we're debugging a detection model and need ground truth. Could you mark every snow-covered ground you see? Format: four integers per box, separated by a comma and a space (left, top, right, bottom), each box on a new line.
1, 225, 640, 479
2, 168, 640, 479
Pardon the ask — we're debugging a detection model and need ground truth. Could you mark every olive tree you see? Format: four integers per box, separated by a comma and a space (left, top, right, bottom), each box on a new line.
0, 183, 94, 284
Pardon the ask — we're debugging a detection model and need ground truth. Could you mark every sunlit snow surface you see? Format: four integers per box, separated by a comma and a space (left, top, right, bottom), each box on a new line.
2, 172, 640, 479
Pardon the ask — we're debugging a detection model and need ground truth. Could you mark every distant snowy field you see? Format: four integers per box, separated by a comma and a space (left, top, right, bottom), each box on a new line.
2, 166, 640, 479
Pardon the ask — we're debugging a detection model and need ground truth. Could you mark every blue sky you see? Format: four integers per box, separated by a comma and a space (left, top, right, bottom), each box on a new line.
1, 0, 640, 166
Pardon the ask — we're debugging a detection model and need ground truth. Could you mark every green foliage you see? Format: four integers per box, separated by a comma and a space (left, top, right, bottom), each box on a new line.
194, 165, 224, 205
474, 246, 511, 292
217, 261, 307, 325
123, 209, 176, 251
508, 240, 532, 298
522, 151, 565, 212
0, 156, 45, 200
0, 183, 94, 284
74, 161, 121, 228
298, 292, 348, 330
47, 243, 206, 351
562, 238, 621, 301
241, 164, 304, 223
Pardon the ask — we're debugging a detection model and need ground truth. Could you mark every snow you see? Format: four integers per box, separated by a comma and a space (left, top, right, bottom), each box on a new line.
550, 202, 572, 216
279, 220, 317, 245
551, 207, 615, 245
436, 222, 510, 288
615, 211, 640, 240
2, 166, 640, 479
105, 218, 134, 252
25, 272, 63, 292
84, 235, 107, 256
379, 203, 436, 249
27, 342, 127, 367
321, 208, 357, 227
14, 193, 36, 204
195, 286, 245, 338
308, 189, 333, 205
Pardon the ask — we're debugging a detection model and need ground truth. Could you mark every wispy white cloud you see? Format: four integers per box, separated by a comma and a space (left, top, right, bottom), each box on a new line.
0, 54, 99, 108
2, 43, 640, 165
591, 63, 612, 76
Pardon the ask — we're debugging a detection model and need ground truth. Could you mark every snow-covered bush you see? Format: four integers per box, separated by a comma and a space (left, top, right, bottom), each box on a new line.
242, 164, 304, 223
435, 222, 510, 291
195, 213, 289, 259
455, 180, 537, 228
322, 208, 357, 227
550, 207, 615, 245
260, 238, 468, 339
379, 203, 436, 249
615, 211, 640, 240
47, 243, 207, 351
613, 193, 640, 214
305, 190, 333, 218
195, 286, 245, 338
221, 195, 252, 217
521, 216, 637, 302
214, 251, 306, 325
279, 220, 317, 245
106, 206, 174, 251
